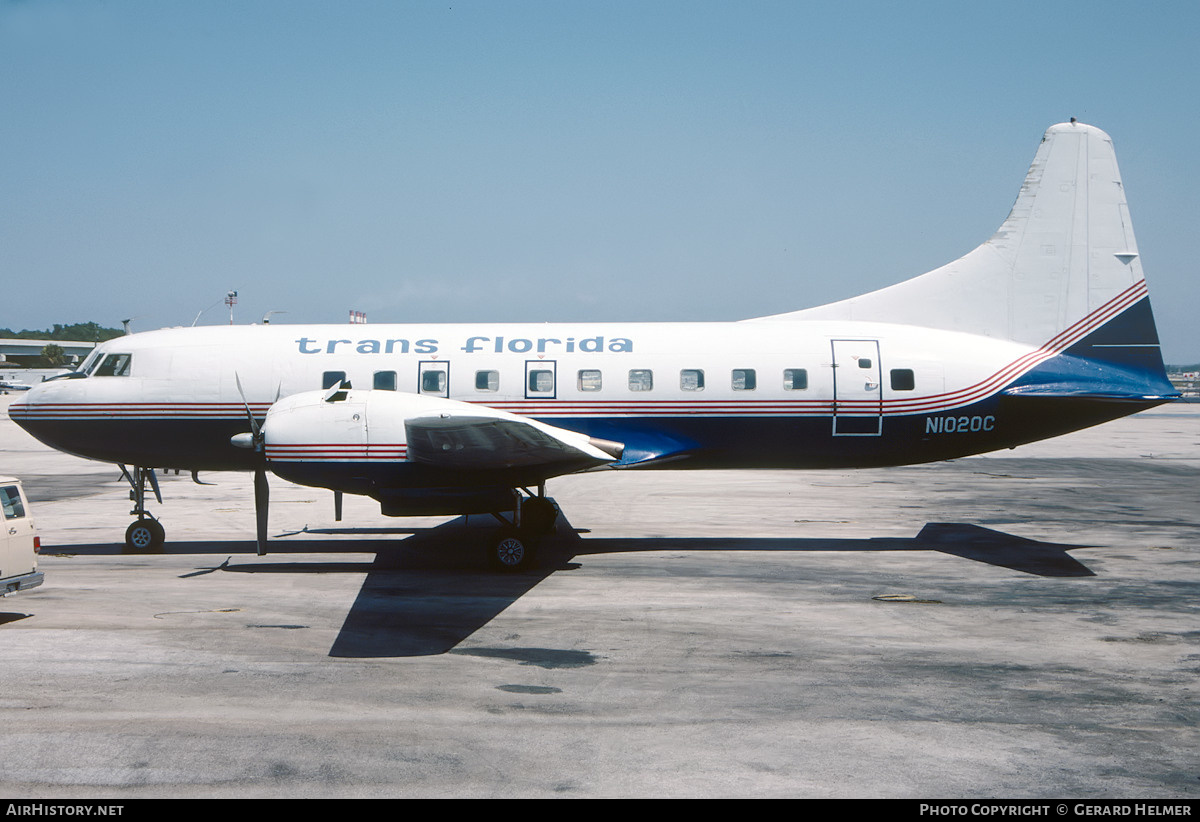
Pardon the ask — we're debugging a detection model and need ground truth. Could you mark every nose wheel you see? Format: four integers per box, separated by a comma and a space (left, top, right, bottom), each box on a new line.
119, 464, 165, 551
125, 517, 165, 552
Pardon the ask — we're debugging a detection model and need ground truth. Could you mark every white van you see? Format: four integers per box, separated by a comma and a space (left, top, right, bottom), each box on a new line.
1, 478, 43, 596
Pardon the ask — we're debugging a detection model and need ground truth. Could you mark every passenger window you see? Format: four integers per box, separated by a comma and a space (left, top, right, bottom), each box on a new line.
94, 353, 132, 377
680, 369, 704, 391
890, 368, 915, 391
374, 371, 397, 391
528, 370, 554, 393
578, 370, 602, 392
858, 358, 873, 369
322, 371, 347, 390
732, 369, 756, 390
628, 369, 653, 391
1, 486, 25, 520
421, 370, 446, 393
784, 368, 808, 390
475, 370, 499, 392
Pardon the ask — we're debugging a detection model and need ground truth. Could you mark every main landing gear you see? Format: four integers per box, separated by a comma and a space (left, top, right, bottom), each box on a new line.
120, 465, 164, 551
488, 486, 559, 571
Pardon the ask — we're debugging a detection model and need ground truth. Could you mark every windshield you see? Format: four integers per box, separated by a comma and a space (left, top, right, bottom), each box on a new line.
93, 353, 132, 377
78, 349, 103, 375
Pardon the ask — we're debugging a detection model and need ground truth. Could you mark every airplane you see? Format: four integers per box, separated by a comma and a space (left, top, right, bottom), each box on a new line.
7, 121, 1178, 569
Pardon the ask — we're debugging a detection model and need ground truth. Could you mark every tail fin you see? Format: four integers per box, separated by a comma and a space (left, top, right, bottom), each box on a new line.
753, 121, 1160, 352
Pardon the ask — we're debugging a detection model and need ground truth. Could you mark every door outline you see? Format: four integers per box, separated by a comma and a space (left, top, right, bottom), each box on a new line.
831, 339, 882, 436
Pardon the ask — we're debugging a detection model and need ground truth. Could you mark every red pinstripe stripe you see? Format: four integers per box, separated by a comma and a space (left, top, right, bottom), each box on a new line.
8, 286, 1152, 423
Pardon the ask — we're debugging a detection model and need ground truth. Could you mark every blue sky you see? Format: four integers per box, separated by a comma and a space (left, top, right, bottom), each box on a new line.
2, 0, 1197, 361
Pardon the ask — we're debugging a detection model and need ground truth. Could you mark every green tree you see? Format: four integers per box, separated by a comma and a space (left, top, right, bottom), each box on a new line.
0, 322, 122, 342
40, 343, 66, 367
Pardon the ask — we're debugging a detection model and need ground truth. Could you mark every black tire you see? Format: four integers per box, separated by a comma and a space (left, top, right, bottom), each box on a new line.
125, 519, 164, 552
490, 527, 537, 571
521, 497, 559, 535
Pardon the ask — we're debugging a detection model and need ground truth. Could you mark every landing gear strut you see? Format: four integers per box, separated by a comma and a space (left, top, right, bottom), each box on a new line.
488, 485, 559, 571
119, 464, 164, 551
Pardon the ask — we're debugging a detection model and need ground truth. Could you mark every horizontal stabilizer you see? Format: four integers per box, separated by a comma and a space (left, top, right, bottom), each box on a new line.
1001, 386, 1178, 402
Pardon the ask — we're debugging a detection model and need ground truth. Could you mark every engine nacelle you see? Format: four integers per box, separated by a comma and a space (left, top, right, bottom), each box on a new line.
239, 388, 621, 510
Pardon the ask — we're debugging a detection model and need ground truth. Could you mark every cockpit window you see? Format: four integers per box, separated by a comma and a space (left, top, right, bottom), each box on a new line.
78, 349, 103, 375
93, 353, 132, 377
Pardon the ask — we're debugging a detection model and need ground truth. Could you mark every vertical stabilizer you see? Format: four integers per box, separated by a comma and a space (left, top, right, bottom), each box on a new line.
753, 122, 1156, 349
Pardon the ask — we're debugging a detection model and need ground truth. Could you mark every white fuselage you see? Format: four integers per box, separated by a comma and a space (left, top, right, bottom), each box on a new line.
12, 319, 1050, 475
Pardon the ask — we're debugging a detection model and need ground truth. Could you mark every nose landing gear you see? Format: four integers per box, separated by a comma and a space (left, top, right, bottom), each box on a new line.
124, 517, 164, 551
119, 465, 165, 551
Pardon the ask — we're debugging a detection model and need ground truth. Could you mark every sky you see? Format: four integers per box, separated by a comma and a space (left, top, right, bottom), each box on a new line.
2, 0, 1197, 362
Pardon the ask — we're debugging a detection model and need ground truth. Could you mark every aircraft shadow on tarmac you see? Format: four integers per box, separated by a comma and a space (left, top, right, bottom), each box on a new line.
56, 514, 1096, 658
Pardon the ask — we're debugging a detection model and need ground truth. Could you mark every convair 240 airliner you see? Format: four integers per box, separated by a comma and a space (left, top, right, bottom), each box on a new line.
9, 122, 1178, 568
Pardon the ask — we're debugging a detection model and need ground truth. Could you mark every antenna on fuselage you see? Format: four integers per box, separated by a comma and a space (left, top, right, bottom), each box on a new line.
191, 297, 224, 326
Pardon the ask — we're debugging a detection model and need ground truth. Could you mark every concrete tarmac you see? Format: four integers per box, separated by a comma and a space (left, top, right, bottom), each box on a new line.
0, 395, 1197, 798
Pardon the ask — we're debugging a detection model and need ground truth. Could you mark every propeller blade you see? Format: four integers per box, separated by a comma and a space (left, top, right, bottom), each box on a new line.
234, 372, 261, 439
233, 374, 271, 554
254, 467, 269, 556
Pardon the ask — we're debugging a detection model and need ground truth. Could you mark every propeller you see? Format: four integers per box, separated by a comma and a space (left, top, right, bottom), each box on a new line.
231, 373, 269, 556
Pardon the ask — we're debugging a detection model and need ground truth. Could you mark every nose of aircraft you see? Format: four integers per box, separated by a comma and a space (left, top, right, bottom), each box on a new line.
6, 374, 107, 464
8, 379, 61, 445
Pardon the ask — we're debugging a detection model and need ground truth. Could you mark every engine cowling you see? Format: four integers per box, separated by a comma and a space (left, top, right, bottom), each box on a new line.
236, 388, 621, 514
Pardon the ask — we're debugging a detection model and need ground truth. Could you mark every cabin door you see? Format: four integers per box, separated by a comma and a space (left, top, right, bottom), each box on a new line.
831, 339, 882, 436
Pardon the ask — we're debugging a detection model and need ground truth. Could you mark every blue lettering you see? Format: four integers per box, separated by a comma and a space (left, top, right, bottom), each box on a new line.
926, 414, 996, 434
296, 333, 636, 356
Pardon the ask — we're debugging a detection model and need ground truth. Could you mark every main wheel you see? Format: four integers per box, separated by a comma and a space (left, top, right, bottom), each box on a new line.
125, 518, 165, 552
490, 527, 537, 571
521, 497, 559, 535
